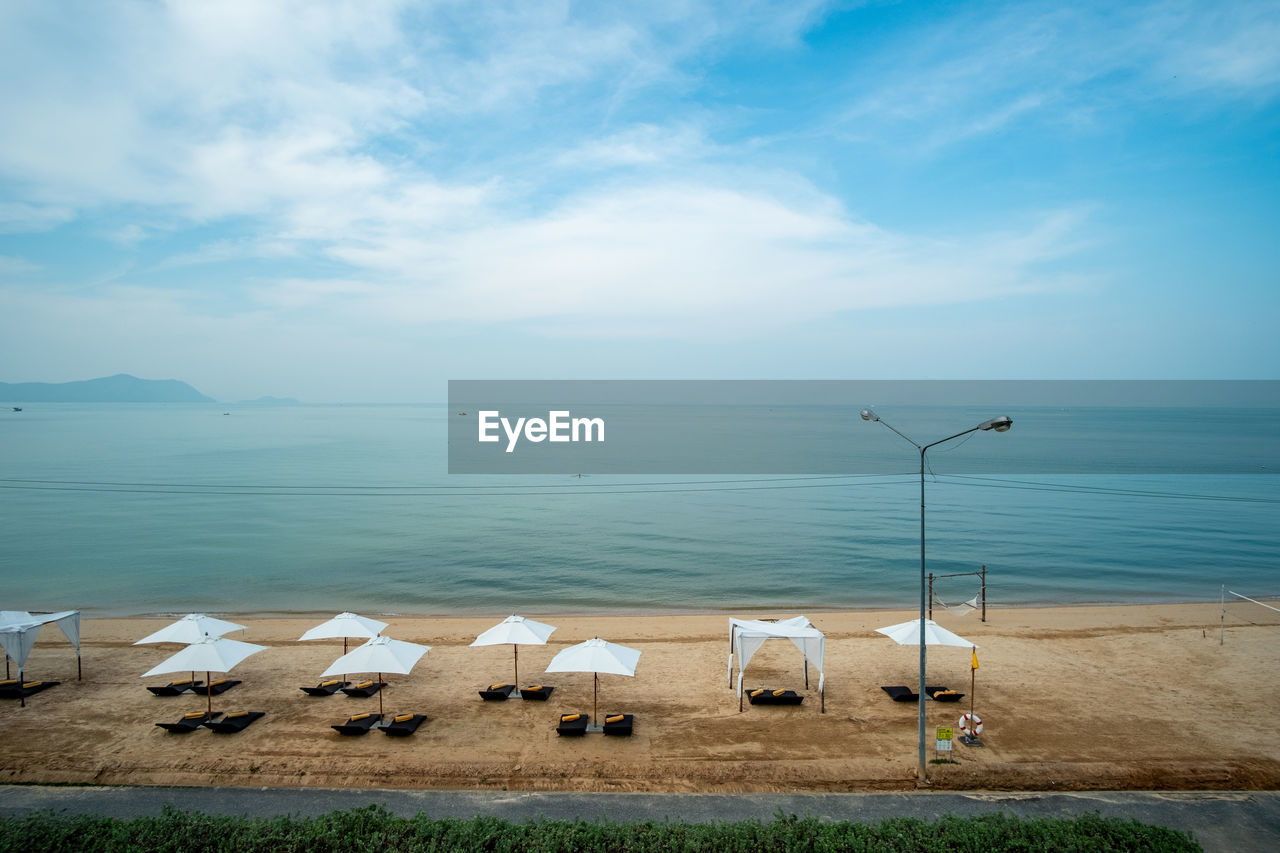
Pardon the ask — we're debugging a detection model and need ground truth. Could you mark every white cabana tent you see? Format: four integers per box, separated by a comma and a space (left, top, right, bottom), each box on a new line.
728, 616, 825, 713
0, 610, 82, 706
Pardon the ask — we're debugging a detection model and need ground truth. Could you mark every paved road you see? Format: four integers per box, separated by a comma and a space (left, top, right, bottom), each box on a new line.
2, 786, 1277, 852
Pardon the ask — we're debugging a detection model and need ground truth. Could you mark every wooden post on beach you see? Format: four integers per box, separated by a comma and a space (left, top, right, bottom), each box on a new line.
981, 565, 987, 622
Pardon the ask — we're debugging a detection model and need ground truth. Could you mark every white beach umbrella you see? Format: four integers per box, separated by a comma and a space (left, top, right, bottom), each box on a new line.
469, 615, 556, 686
320, 634, 430, 715
876, 618, 976, 648
299, 612, 388, 653
134, 613, 246, 646
545, 637, 641, 724
141, 635, 267, 715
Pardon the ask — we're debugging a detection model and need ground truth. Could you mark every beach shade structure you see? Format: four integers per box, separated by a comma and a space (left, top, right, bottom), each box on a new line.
876, 618, 976, 649
544, 637, 640, 727
299, 612, 388, 654
321, 634, 430, 717
134, 613, 247, 646
141, 635, 267, 716
0, 611, 82, 705
470, 615, 556, 686
728, 616, 826, 713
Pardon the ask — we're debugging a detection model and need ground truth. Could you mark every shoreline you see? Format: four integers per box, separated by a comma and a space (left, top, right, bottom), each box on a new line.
3, 602, 1279, 794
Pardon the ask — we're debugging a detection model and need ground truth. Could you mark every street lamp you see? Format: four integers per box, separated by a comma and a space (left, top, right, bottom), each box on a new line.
860, 408, 1012, 784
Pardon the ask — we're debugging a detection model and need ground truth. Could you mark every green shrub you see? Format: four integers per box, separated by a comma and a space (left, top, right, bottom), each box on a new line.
0, 804, 1200, 853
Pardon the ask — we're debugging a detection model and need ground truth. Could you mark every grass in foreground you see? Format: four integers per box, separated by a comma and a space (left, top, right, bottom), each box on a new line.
0, 805, 1200, 852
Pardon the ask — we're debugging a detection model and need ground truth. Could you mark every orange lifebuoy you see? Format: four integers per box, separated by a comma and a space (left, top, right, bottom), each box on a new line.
959, 713, 983, 737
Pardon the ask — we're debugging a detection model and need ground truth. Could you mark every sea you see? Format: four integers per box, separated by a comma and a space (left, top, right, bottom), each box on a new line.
1, 403, 1276, 617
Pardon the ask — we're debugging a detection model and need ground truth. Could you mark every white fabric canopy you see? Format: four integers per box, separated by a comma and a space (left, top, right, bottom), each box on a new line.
299, 612, 387, 642
728, 616, 826, 711
135, 613, 245, 645
0, 610, 81, 676
876, 618, 976, 649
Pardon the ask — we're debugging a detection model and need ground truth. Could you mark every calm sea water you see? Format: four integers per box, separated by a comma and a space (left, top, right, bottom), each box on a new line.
1, 404, 1276, 616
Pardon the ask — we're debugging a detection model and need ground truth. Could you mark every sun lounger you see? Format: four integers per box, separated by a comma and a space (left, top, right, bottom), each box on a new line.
0, 680, 60, 700
925, 687, 965, 702
556, 712, 589, 736
156, 711, 217, 733
746, 688, 803, 706
190, 679, 240, 696
205, 710, 265, 733
479, 683, 516, 701
340, 681, 386, 698
147, 679, 203, 696
519, 685, 554, 700
300, 680, 351, 696
382, 713, 427, 736
881, 685, 919, 702
332, 713, 383, 735
602, 713, 634, 736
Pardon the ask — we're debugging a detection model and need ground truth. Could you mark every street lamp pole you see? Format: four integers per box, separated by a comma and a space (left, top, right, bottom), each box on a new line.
861, 410, 1011, 784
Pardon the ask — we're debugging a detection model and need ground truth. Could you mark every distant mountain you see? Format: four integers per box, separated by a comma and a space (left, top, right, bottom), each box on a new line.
0, 374, 215, 403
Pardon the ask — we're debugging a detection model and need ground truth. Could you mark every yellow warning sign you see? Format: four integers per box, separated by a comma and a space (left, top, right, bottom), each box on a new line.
936, 727, 954, 740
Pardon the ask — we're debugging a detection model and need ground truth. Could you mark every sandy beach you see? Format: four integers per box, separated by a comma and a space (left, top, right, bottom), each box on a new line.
2, 603, 1278, 793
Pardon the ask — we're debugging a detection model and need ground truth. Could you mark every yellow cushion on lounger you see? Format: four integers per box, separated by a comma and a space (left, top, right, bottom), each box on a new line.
321, 680, 340, 687
209, 679, 227, 687
350, 713, 371, 721
355, 681, 374, 689
605, 715, 624, 724
489, 683, 508, 690
525, 685, 542, 691
173, 679, 192, 686
226, 711, 248, 718
0, 679, 17, 686
772, 689, 787, 696
936, 690, 956, 696
394, 714, 414, 723
183, 712, 206, 720
560, 714, 581, 722
24, 682, 43, 688
750, 689, 764, 697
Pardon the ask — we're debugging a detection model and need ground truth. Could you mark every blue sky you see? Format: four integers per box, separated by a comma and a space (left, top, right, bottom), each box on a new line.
1, 0, 1277, 402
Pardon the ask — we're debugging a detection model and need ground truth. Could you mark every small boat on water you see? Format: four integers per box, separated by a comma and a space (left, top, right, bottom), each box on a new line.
11, 407, 20, 412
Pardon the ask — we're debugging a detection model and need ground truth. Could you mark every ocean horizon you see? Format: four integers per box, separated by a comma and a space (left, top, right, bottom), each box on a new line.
1, 402, 1276, 617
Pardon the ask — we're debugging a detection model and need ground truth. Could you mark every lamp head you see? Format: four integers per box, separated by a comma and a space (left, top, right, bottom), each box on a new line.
860, 409, 879, 422
979, 415, 1013, 432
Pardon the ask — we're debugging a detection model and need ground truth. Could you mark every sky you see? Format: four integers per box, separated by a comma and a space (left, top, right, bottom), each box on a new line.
1, 0, 1277, 403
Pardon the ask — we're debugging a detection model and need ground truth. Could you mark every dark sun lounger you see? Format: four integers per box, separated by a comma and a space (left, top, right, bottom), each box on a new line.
881, 685, 919, 702
556, 713, 589, 736
602, 713, 634, 736
340, 681, 386, 698
925, 686, 965, 702
479, 683, 515, 701
147, 679, 203, 696
382, 713, 427, 736
191, 679, 240, 696
747, 688, 803, 705
519, 685, 554, 700
205, 711, 265, 733
332, 713, 383, 735
300, 680, 351, 696
156, 712, 217, 733
0, 680, 60, 700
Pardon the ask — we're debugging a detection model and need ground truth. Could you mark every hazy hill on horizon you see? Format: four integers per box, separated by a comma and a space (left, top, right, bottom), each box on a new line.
0, 373, 215, 403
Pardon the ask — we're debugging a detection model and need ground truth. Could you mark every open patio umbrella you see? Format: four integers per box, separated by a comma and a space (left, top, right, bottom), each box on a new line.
875, 618, 976, 648
321, 634, 429, 716
141, 635, 267, 716
135, 613, 248, 685
134, 614, 246, 646
470, 615, 556, 686
545, 637, 640, 725
299, 612, 388, 654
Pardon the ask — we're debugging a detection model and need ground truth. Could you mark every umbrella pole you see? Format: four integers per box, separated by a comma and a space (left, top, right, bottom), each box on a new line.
18, 667, 23, 708
378, 673, 384, 717
593, 672, 598, 724
206, 671, 212, 717
513, 645, 519, 686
